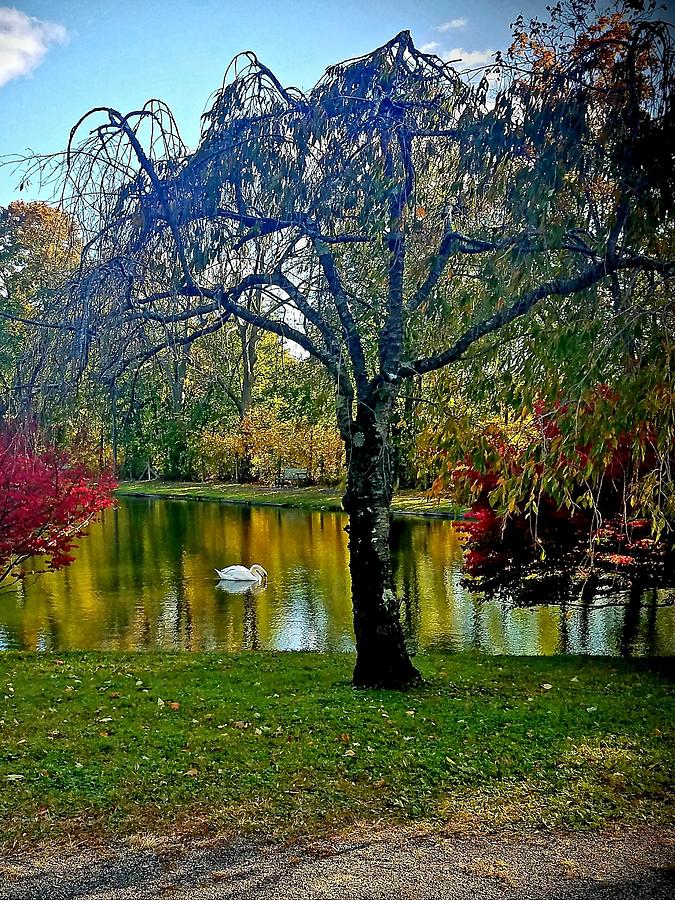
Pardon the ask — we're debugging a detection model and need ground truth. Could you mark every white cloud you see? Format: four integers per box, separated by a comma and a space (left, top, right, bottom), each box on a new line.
443, 47, 495, 67
420, 41, 441, 53
437, 18, 467, 32
0, 7, 67, 88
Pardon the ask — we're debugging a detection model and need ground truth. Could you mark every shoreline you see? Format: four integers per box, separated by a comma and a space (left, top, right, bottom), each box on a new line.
114, 481, 462, 519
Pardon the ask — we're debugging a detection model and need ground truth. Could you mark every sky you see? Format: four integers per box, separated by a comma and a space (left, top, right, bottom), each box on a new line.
0, 0, 659, 206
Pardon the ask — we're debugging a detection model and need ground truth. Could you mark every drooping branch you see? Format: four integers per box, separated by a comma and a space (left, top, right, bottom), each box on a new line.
399, 259, 668, 378
407, 228, 606, 314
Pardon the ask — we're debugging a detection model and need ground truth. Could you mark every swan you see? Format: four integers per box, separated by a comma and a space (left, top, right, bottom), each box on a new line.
215, 564, 267, 584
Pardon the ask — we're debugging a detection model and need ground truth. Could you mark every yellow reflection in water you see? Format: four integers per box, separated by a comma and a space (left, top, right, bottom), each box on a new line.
0, 498, 672, 656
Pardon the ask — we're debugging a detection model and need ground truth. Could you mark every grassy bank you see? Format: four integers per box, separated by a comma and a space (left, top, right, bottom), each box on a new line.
115, 481, 462, 517
0, 653, 672, 849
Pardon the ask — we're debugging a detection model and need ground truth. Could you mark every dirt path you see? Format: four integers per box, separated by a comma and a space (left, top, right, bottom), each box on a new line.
1, 825, 673, 899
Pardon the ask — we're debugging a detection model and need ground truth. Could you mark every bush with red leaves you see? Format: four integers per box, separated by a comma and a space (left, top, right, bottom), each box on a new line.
455, 430, 673, 588
0, 427, 116, 586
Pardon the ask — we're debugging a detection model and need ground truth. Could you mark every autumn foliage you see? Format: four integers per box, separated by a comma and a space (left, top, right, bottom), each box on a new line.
0, 427, 116, 585
446, 392, 675, 580
195, 406, 343, 485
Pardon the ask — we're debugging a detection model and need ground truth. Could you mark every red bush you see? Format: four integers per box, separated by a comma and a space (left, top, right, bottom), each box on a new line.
0, 427, 116, 585
454, 396, 673, 580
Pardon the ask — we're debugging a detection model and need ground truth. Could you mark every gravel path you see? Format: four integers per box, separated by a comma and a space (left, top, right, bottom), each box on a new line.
0, 825, 673, 899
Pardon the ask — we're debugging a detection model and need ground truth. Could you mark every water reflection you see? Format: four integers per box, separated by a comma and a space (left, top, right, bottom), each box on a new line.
0, 497, 673, 655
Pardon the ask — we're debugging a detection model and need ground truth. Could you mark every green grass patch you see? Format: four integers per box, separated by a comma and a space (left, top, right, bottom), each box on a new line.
114, 481, 462, 517
0, 653, 672, 848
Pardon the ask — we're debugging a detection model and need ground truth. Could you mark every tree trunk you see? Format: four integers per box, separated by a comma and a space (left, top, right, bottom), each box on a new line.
342, 379, 420, 689
111, 383, 118, 477
229, 321, 259, 483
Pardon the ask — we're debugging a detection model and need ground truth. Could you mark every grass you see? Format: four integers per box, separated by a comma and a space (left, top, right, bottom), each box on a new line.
114, 480, 462, 517
0, 652, 673, 849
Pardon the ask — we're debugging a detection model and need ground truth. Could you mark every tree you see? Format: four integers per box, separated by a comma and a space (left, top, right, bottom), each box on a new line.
418, 1, 675, 543
15, 3, 674, 687
0, 201, 80, 415
0, 425, 116, 587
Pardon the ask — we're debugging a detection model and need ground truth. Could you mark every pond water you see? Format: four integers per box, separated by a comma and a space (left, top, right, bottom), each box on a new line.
1, 497, 674, 655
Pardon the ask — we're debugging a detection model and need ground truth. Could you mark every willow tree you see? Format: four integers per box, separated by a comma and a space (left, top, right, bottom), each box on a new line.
19, 4, 674, 687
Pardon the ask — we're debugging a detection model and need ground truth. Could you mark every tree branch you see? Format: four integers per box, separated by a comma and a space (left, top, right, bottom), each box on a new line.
313, 239, 369, 394
399, 261, 625, 377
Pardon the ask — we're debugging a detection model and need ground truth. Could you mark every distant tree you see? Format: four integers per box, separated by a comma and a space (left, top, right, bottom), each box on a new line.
0, 425, 116, 587
0, 201, 80, 415
13, 2, 674, 686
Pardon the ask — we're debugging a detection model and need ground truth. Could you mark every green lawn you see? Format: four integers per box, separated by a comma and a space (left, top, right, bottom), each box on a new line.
0, 653, 672, 848
114, 481, 462, 517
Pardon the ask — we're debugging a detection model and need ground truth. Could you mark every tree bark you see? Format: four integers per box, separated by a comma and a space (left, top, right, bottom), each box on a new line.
342, 378, 420, 689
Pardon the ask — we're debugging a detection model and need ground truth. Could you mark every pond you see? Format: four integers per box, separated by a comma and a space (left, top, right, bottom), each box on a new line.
1, 497, 674, 655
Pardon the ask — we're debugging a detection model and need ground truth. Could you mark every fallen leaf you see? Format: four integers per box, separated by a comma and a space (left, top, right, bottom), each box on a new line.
541, 684, 553, 690
5, 774, 24, 781
157, 698, 165, 708
169, 702, 180, 711
586, 706, 597, 713
344, 749, 356, 758
184, 768, 198, 777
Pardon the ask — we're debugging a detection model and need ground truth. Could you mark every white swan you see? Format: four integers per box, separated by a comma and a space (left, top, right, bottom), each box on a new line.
215, 564, 267, 584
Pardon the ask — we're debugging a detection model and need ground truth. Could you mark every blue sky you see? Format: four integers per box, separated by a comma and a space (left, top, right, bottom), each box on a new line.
0, 0, 578, 205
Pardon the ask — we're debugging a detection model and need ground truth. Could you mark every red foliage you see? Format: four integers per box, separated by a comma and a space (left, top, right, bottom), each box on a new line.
0, 427, 116, 584
455, 397, 671, 579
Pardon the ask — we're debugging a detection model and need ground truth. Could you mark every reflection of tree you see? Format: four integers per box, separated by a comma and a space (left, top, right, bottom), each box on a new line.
391, 520, 421, 648
45, 610, 60, 650
269, 575, 331, 651
392, 519, 470, 652
242, 590, 260, 650
576, 593, 591, 654
133, 605, 152, 649
646, 591, 659, 657
620, 585, 644, 658
557, 600, 569, 654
